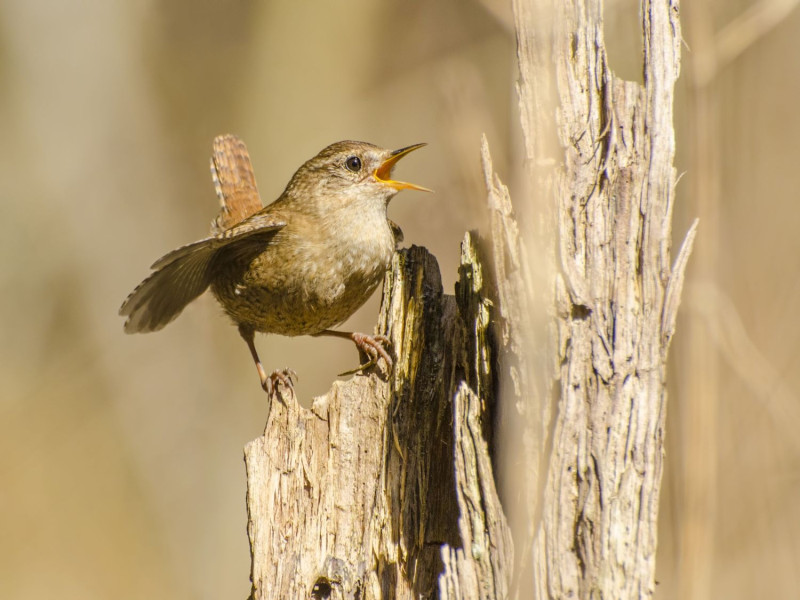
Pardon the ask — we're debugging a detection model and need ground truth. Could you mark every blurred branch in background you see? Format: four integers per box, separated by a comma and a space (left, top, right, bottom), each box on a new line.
670, 0, 800, 599
695, 0, 800, 87
686, 281, 800, 451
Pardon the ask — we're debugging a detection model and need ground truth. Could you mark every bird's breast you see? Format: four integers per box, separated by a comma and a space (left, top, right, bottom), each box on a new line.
211, 209, 395, 336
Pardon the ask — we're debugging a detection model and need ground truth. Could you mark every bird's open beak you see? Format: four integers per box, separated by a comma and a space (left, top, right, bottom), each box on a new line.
374, 143, 432, 192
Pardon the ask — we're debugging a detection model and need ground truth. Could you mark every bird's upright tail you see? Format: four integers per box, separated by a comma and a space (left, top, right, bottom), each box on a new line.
210, 134, 263, 234
121, 134, 284, 335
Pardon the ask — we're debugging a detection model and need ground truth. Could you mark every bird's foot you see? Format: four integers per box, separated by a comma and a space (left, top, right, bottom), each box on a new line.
338, 333, 393, 376
262, 367, 298, 401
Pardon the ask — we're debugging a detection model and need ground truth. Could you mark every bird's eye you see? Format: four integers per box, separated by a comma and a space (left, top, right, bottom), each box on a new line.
345, 156, 362, 172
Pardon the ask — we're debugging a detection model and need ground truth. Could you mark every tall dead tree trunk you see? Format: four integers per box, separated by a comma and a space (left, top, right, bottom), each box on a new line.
509, 0, 693, 598
243, 1, 689, 599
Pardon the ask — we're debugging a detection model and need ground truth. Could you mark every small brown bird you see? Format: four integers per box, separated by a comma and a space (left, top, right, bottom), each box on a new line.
120, 135, 428, 394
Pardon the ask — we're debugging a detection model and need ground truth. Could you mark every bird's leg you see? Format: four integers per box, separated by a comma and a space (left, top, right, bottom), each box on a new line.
314, 329, 393, 375
238, 325, 296, 399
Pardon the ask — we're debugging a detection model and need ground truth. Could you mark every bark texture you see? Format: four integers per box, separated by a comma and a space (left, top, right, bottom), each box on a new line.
510, 0, 691, 598
244, 243, 512, 600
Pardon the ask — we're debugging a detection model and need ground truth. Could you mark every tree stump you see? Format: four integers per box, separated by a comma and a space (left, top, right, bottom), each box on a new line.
244, 242, 511, 599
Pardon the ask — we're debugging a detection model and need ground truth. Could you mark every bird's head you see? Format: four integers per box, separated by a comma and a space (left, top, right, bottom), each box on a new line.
285, 141, 430, 211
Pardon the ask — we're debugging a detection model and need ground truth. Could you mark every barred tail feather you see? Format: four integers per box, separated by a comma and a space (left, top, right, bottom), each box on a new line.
210, 134, 263, 234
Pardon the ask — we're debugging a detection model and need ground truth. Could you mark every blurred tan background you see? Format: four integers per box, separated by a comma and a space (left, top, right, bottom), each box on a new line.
0, 1, 798, 599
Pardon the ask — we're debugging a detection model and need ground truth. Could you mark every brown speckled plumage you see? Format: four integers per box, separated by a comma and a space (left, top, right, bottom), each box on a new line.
210, 197, 394, 336
120, 135, 426, 393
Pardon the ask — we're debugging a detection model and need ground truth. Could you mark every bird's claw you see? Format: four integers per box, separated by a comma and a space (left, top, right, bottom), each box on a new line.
340, 333, 393, 376
263, 367, 298, 401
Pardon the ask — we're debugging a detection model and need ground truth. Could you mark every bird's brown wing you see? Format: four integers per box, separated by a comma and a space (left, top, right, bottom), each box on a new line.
121, 216, 286, 333
120, 242, 218, 333
210, 134, 264, 234
151, 214, 285, 270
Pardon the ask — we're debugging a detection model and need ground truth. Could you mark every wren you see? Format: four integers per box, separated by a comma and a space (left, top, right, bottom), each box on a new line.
120, 135, 428, 395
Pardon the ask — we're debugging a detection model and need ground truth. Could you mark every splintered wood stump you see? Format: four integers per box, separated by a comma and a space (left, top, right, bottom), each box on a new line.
244, 243, 512, 600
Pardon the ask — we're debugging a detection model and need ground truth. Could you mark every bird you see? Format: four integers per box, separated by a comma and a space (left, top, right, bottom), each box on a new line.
119, 134, 428, 395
